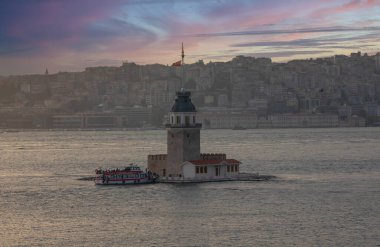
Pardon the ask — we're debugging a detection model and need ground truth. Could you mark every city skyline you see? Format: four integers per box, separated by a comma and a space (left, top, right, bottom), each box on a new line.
1, 0, 380, 75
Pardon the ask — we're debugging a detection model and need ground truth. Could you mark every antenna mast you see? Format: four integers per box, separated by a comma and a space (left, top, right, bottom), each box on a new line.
181, 42, 185, 89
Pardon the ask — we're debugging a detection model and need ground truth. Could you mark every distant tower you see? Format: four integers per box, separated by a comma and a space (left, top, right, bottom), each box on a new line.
166, 90, 201, 176
45, 68, 49, 75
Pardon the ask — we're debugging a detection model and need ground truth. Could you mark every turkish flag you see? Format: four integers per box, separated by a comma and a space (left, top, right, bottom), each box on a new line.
172, 60, 181, 67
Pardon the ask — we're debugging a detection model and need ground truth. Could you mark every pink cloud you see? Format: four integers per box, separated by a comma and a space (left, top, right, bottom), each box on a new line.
311, 0, 380, 18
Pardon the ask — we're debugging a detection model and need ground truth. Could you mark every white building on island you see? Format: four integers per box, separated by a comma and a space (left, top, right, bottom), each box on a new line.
181, 157, 241, 180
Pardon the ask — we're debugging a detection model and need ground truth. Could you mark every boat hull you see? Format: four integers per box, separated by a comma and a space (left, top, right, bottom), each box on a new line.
94, 178, 156, 185
94, 164, 158, 185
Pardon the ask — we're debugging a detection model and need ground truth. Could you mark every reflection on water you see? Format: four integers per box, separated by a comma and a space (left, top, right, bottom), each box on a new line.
0, 128, 379, 246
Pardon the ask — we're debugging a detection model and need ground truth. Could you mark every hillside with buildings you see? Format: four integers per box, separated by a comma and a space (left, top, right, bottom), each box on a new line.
1, 52, 380, 129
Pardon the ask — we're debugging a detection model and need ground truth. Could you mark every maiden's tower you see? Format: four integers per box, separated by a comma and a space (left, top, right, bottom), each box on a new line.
147, 89, 241, 182
147, 44, 241, 182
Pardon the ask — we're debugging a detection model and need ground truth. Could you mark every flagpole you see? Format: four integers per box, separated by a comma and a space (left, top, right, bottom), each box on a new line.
181, 42, 185, 89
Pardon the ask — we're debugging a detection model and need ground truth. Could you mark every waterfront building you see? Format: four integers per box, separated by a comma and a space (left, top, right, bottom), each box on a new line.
113, 106, 152, 127
52, 112, 119, 128
198, 107, 258, 129
52, 114, 84, 128
270, 114, 339, 128
84, 112, 118, 128
338, 104, 352, 121
365, 104, 380, 117
248, 98, 268, 112
375, 53, 380, 72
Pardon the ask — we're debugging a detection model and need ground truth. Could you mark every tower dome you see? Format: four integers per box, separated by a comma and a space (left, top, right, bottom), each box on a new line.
171, 90, 196, 113
167, 89, 200, 128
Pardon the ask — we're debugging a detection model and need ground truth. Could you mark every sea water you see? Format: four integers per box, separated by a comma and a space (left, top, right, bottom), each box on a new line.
0, 128, 379, 246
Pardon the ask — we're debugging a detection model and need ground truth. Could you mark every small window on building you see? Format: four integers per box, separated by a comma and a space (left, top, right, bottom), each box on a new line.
171, 116, 174, 124
185, 116, 190, 125
196, 166, 200, 174
176, 116, 181, 124
200, 166, 204, 173
227, 165, 230, 172
236, 165, 239, 172
193, 116, 195, 123
204, 166, 207, 173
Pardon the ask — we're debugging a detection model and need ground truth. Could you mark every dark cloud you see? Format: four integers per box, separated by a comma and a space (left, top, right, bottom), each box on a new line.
190, 50, 332, 61
0, 1, 119, 48
230, 32, 380, 50
0, 0, 157, 56
244, 50, 332, 58
125, 0, 224, 4
192, 26, 380, 37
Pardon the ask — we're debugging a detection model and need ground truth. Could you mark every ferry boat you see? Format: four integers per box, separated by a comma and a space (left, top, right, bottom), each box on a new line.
95, 164, 158, 185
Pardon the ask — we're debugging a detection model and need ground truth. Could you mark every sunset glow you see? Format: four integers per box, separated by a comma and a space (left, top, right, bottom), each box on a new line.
1, 0, 380, 75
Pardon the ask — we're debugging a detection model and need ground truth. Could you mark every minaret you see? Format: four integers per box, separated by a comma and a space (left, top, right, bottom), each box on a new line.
166, 89, 202, 177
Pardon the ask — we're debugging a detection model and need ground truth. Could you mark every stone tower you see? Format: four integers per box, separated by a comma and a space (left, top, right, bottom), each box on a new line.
165, 90, 202, 176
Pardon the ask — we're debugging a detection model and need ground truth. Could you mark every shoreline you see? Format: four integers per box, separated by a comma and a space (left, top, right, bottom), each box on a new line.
1, 126, 379, 133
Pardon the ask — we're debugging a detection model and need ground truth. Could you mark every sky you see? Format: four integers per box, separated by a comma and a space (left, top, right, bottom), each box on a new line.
0, 0, 380, 75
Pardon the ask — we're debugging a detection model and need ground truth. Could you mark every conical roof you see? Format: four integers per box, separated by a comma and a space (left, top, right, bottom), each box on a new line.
171, 90, 196, 112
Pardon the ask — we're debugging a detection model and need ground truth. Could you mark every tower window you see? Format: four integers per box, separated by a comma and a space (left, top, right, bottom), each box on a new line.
185, 116, 190, 125
171, 116, 174, 124
176, 116, 181, 124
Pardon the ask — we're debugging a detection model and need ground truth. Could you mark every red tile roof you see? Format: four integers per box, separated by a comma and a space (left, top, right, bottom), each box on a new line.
188, 159, 241, 166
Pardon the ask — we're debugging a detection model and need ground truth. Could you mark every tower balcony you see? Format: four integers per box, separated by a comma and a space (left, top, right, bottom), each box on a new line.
165, 123, 202, 128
